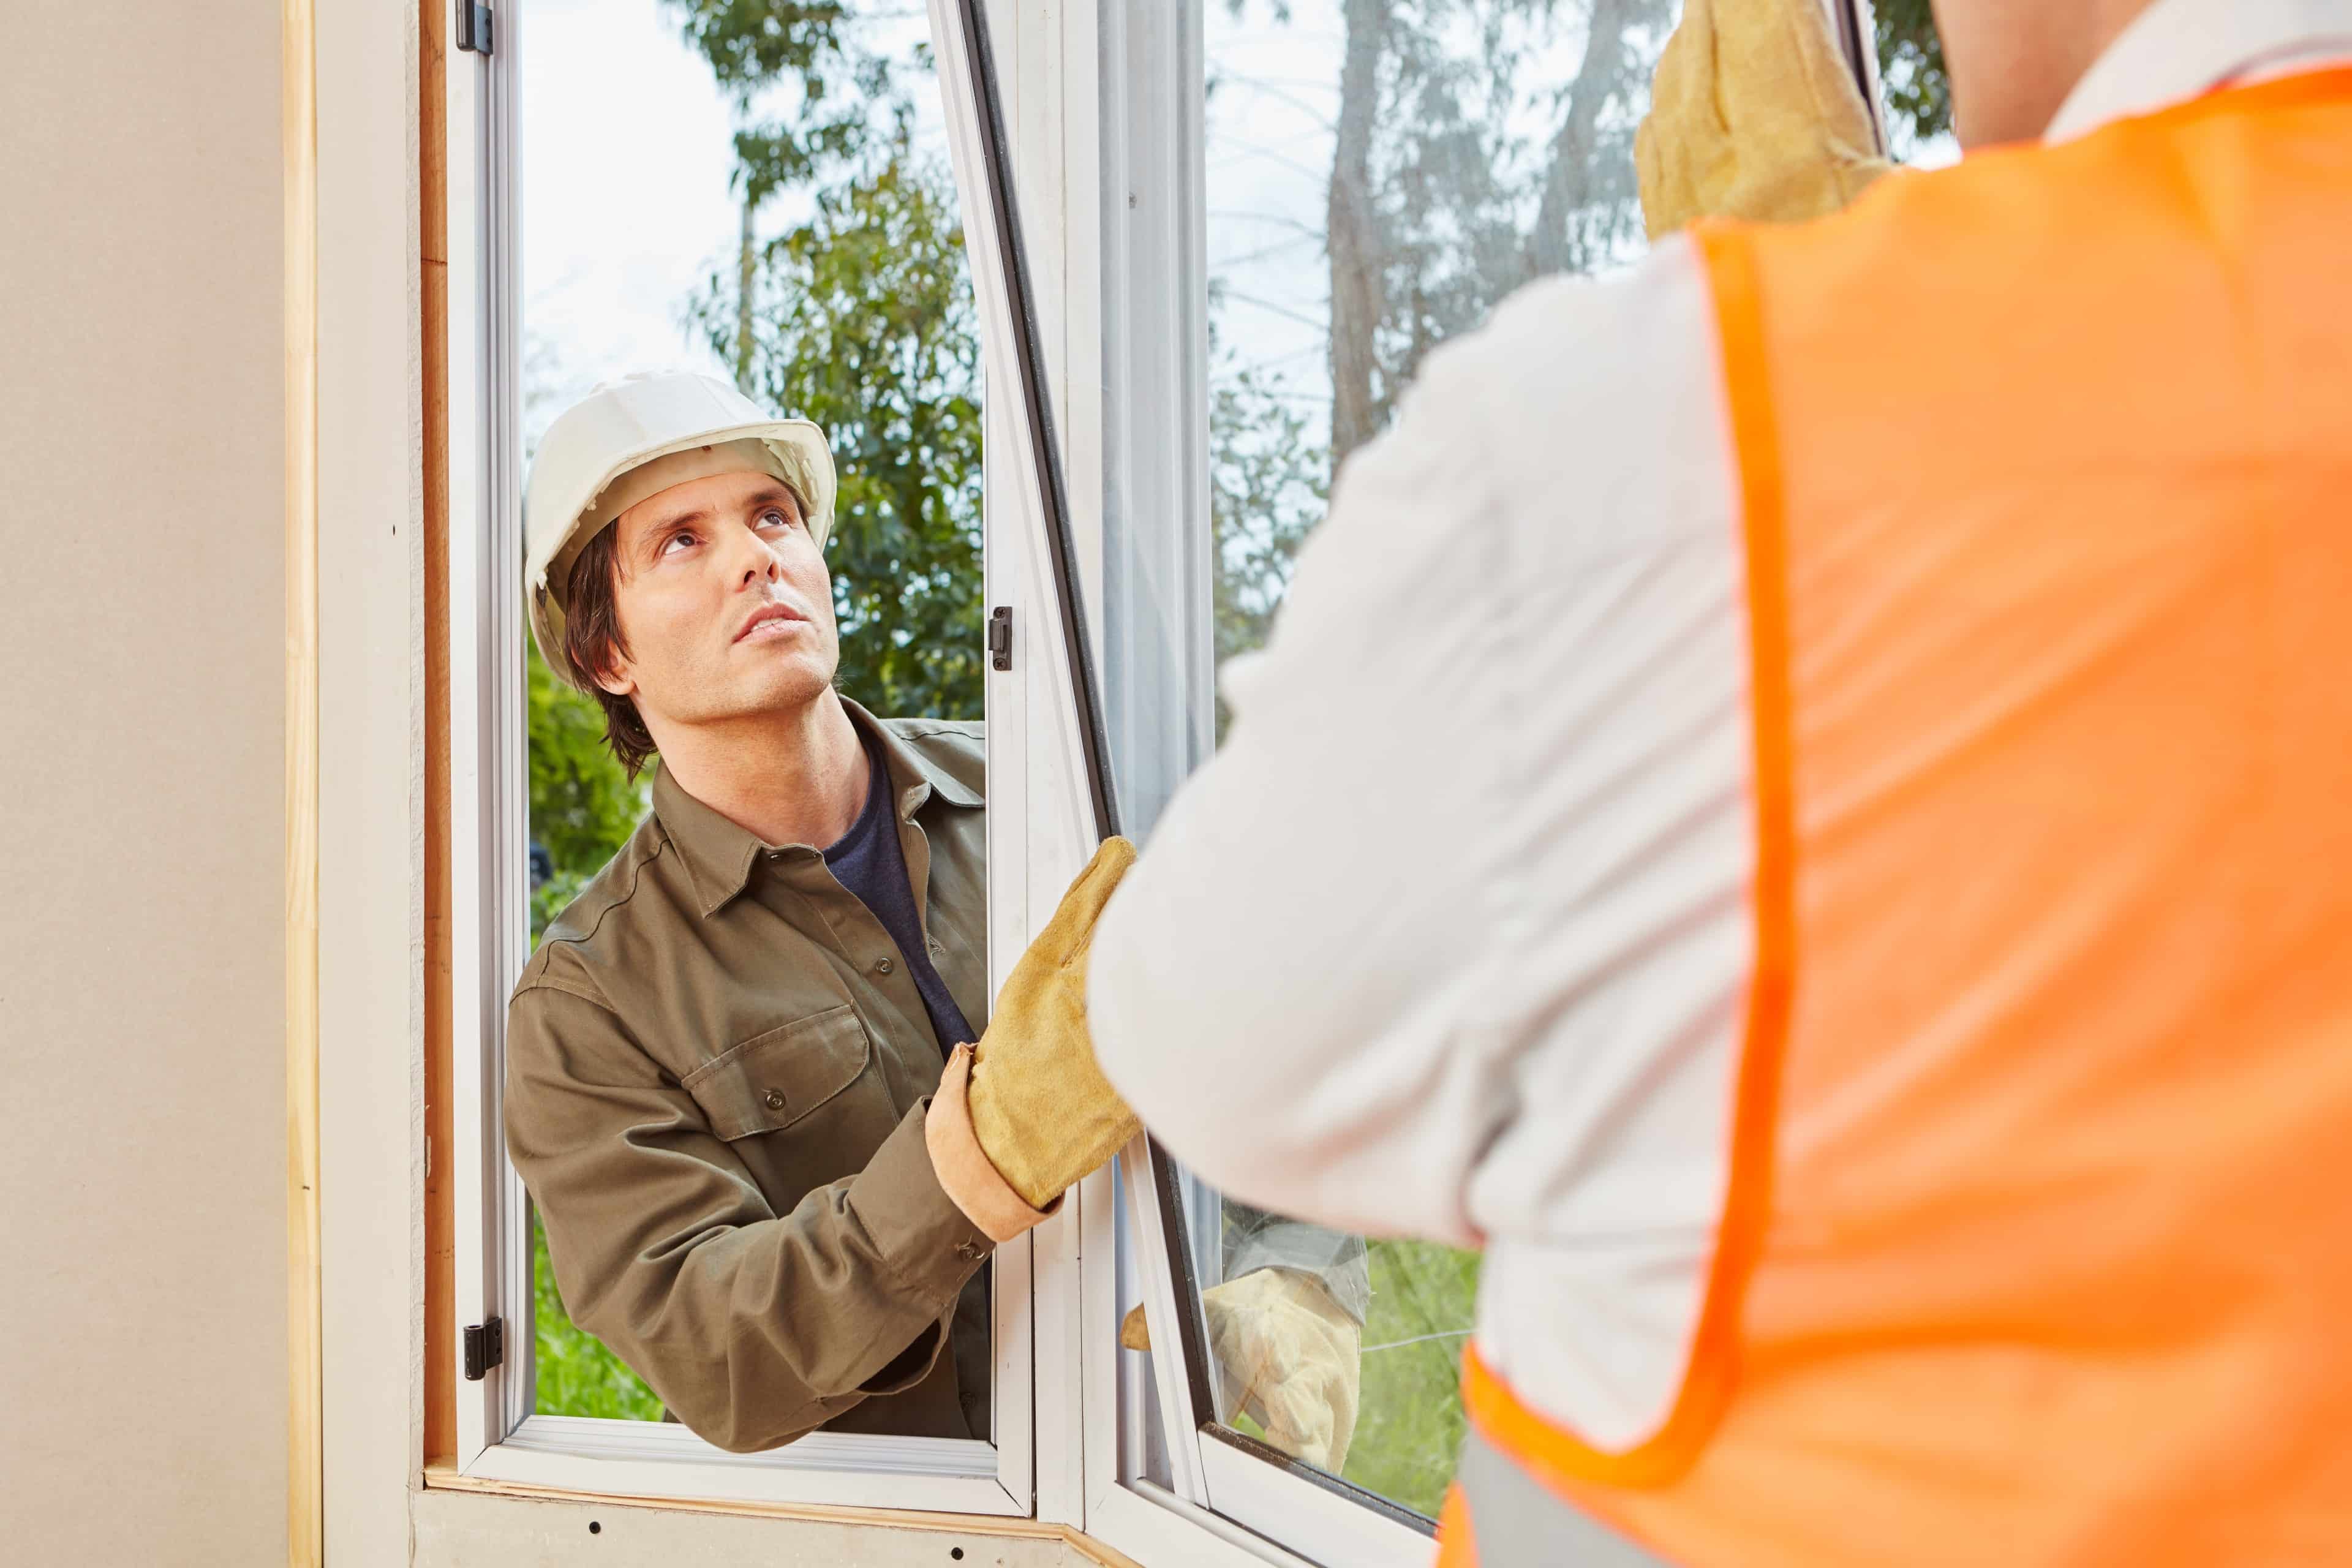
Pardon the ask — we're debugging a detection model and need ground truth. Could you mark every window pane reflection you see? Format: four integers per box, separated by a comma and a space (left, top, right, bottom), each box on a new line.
1117, 0, 1686, 1521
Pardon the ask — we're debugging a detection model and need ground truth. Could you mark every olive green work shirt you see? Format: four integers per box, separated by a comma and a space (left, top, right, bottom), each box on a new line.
504, 699, 996, 1453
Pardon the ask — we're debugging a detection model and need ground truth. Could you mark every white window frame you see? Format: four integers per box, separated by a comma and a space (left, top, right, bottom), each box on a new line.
442, 0, 1888, 1551
439, 0, 1052, 1517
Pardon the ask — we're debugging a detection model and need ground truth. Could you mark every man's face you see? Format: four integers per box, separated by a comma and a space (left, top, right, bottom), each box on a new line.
591, 467, 840, 732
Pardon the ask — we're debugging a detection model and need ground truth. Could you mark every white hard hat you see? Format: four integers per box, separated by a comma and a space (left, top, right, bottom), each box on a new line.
524, 370, 837, 688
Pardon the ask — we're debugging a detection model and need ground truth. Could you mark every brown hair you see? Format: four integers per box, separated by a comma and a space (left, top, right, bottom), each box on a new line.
561, 527, 659, 780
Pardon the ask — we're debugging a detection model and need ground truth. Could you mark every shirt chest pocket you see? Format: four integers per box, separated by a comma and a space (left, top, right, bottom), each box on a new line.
681, 1005, 892, 1147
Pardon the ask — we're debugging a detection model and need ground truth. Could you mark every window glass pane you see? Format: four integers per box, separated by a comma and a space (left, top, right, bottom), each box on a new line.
1113, 0, 1693, 1523
518, 0, 995, 1444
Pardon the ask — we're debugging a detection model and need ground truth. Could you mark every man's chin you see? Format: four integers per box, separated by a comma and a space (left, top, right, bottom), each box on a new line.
735, 655, 840, 715
653, 660, 836, 728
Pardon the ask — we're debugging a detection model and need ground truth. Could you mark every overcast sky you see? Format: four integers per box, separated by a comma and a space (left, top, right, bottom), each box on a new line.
517, 0, 1933, 453
519, 0, 947, 448
519, 0, 742, 442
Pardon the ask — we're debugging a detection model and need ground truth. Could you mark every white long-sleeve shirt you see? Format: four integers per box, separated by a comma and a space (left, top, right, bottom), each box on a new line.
1088, 0, 2352, 1452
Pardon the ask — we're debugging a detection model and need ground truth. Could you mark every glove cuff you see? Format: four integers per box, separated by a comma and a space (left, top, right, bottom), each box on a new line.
926, 1043, 1060, 1243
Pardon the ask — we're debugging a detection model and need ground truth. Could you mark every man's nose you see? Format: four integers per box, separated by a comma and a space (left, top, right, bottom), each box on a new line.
721, 519, 783, 588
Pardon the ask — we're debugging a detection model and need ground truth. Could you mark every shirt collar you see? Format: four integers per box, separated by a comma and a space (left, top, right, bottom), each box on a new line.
2045, 0, 2352, 144
654, 695, 981, 918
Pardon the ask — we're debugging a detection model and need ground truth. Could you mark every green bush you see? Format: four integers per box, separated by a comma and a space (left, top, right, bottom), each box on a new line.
532, 1207, 664, 1422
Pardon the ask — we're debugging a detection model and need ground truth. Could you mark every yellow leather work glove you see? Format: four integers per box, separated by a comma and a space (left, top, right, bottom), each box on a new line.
1634, 0, 1893, 239
1120, 1268, 1363, 1474
962, 837, 1142, 1212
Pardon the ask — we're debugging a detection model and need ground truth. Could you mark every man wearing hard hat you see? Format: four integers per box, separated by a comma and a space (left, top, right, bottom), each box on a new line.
1088, 0, 2352, 1562
503, 371, 1364, 1456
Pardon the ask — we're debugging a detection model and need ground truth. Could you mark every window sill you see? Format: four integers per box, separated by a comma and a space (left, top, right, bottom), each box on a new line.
438, 1418, 1019, 1515
419, 1461, 1142, 1564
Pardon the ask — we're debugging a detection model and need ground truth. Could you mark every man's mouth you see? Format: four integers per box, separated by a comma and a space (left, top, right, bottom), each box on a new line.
734, 602, 810, 643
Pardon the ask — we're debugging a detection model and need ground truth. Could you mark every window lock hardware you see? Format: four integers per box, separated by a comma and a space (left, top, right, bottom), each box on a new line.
463, 1316, 505, 1381
456, 1, 493, 55
989, 606, 1013, 671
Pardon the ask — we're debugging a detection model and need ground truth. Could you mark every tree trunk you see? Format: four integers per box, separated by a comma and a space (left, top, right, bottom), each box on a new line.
1528, 0, 1656, 279
1326, 0, 1386, 474
735, 192, 757, 391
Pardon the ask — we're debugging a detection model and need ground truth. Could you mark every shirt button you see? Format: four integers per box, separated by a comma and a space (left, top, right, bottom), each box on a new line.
954, 1240, 984, 1261
763, 1088, 787, 1111
876, 957, 895, 975
928, 940, 944, 958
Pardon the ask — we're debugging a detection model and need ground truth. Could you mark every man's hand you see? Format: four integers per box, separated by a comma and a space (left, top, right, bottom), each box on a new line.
1634, 0, 1893, 238
1121, 1268, 1363, 1475
928, 839, 1142, 1235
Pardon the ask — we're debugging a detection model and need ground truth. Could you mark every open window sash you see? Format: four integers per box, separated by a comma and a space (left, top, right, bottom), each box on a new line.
1047, 0, 1895, 1563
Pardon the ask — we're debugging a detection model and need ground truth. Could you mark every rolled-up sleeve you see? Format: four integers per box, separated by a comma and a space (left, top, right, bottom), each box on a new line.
505, 981, 991, 1453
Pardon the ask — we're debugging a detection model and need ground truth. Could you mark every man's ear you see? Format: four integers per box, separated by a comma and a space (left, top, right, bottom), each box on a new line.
589, 644, 637, 700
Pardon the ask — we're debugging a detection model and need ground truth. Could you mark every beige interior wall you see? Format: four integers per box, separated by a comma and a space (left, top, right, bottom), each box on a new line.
0, 4, 290, 1566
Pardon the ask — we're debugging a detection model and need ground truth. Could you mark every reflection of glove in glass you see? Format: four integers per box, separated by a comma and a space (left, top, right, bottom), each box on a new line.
1635, 0, 1892, 238
1121, 1268, 1363, 1474
966, 837, 1143, 1210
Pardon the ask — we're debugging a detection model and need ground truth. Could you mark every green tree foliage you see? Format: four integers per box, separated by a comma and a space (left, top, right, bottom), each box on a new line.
526, 637, 661, 1415
1208, 353, 1329, 669
528, 640, 650, 940
690, 129, 986, 722
1203, 351, 1329, 742
533, 1207, 665, 1421
1875, 0, 1952, 144
662, 0, 848, 89
658, 0, 892, 198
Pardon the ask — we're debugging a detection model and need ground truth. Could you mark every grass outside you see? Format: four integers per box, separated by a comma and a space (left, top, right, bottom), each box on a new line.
532, 1207, 663, 1422
1341, 1239, 1480, 1518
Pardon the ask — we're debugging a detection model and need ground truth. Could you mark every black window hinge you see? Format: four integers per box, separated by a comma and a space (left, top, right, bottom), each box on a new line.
463, 1317, 505, 1381
456, 1, 493, 55
989, 606, 1013, 671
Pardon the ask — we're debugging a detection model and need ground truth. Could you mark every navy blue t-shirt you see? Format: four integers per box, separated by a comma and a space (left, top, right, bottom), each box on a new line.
823, 732, 978, 1054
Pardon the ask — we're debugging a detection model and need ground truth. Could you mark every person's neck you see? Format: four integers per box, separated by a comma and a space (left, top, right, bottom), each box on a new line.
1945, 0, 2161, 147
654, 688, 872, 851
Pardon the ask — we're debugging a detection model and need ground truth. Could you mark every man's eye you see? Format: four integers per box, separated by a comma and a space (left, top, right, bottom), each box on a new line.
660, 530, 699, 555
758, 507, 796, 530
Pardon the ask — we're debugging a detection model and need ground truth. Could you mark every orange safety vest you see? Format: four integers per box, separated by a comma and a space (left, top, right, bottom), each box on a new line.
1440, 69, 2352, 1567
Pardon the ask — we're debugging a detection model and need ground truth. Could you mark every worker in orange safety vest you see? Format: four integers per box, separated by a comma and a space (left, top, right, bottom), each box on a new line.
1085, 0, 2352, 1562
